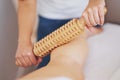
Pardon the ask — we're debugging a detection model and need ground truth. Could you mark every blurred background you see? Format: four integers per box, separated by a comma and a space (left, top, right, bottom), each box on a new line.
0, 0, 120, 80
0, 0, 18, 80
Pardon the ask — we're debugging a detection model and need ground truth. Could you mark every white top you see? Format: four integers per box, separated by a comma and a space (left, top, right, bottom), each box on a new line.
37, 0, 89, 19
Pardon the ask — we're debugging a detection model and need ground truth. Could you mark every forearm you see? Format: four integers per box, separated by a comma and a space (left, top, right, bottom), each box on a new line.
18, 0, 36, 44
87, 0, 105, 7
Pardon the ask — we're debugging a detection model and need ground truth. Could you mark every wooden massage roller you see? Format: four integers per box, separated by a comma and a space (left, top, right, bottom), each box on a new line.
34, 19, 85, 57
34, 8, 107, 57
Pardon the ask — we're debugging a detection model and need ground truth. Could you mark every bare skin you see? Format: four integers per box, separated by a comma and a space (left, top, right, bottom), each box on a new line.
17, 26, 104, 80
15, 0, 42, 67
15, 0, 105, 68
18, 30, 88, 80
15, 0, 105, 80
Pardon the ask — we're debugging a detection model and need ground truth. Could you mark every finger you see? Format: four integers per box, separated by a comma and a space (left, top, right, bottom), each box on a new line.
20, 55, 28, 67
28, 56, 37, 65
15, 60, 19, 66
15, 56, 19, 66
93, 7, 100, 24
98, 6, 104, 25
16, 59, 22, 66
88, 8, 96, 26
90, 26, 103, 34
28, 53, 37, 65
24, 56, 32, 66
82, 12, 92, 27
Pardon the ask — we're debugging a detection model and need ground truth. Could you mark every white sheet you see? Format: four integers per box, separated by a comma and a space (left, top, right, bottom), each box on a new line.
85, 23, 120, 80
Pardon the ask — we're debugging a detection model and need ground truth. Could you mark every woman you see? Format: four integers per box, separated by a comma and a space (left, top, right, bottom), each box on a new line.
17, 23, 104, 80
15, 0, 106, 79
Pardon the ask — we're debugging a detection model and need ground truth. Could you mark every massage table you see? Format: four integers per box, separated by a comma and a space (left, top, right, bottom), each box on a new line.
85, 23, 120, 80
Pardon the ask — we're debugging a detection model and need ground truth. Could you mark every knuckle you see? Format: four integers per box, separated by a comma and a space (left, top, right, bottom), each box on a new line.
98, 5, 103, 8
27, 54, 32, 57
17, 55, 22, 58
88, 8, 91, 11
88, 8, 91, 13
83, 12, 87, 16
93, 7, 97, 10
22, 53, 29, 57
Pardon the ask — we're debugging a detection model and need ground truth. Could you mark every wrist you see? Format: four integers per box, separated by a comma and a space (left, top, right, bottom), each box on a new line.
18, 37, 32, 45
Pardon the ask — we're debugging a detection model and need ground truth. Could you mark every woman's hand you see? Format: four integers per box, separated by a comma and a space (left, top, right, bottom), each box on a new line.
15, 42, 42, 67
82, 0, 105, 34
16, 0, 39, 67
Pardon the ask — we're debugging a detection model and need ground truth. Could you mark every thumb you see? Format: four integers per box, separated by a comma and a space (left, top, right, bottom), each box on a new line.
37, 57, 42, 64
90, 27, 103, 34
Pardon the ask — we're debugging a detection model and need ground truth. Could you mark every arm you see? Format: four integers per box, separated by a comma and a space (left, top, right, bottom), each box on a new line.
18, 0, 36, 43
15, 0, 42, 67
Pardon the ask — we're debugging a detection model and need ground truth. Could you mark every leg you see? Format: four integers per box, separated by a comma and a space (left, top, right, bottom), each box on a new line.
18, 31, 88, 80
18, 23, 103, 80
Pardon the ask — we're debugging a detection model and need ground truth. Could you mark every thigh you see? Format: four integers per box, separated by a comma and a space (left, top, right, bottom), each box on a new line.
19, 35, 86, 80
51, 34, 88, 57
19, 61, 84, 80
